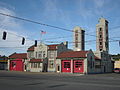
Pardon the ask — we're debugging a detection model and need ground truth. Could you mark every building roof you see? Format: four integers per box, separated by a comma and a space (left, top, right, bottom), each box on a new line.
94, 56, 101, 60
27, 44, 59, 51
57, 51, 89, 58
0, 55, 8, 60
27, 45, 35, 51
47, 44, 59, 50
29, 59, 43, 62
9, 53, 27, 59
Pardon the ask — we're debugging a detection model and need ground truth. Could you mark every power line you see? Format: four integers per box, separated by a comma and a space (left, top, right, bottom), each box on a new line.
0, 39, 119, 49
0, 12, 119, 43
0, 12, 120, 46
0, 12, 72, 32
0, 12, 115, 39
43, 35, 72, 41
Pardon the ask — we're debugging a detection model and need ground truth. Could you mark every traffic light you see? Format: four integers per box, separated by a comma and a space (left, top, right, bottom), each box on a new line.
119, 41, 120, 47
2, 31, 7, 40
35, 40, 37, 47
22, 37, 25, 45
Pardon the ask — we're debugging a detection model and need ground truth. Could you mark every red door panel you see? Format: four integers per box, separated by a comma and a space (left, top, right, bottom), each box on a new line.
61, 60, 71, 72
10, 59, 23, 71
73, 60, 84, 73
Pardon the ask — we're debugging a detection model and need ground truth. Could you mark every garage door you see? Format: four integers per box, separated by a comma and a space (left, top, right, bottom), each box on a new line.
10, 59, 23, 71
61, 60, 71, 72
73, 60, 84, 73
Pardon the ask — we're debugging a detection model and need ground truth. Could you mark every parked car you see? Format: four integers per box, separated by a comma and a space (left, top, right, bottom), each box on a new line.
114, 68, 120, 73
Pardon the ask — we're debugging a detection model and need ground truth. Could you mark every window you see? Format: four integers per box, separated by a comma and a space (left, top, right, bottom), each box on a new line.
36, 52, 37, 58
31, 63, 42, 68
12, 62, 16, 67
49, 60, 54, 68
64, 62, 70, 68
31, 63, 33, 68
75, 62, 82, 68
75, 36, 78, 40
100, 49, 102, 51
34, 63, 37, 68
43, 51, 46, 58
43, 54, 45, 58
75, 30, 78, 38
43, 51, 45, 54
75, 30, 78, 33
99, 28, 102, 31
95, 60, 101, 68
38, 63, 42, 68
75, 43, 78, 47
38, 51, 41, 58
38, 54, 41, 58
100, 42, 102, 45
48, 51, 55, 59
99, 35, 102, 38
29, 52, 34, 58
95, 65, 101, 68
75, 33, 78, 37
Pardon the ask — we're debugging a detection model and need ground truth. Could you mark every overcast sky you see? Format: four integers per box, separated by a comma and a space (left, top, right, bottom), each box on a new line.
0, 0, 120, 56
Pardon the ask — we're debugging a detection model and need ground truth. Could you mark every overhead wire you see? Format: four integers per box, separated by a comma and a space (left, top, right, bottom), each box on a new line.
0, 12, 118, 40
0, 12, 72, 32
0, 12, 120, 48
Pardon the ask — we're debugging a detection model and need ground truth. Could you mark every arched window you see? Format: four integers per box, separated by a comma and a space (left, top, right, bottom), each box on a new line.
99, 28, 102, 31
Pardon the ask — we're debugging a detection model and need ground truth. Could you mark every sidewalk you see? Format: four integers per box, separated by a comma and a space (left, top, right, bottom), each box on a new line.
4, 70, 84, 76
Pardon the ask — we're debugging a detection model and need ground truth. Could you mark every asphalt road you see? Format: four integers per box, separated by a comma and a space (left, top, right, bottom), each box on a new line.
0, 71, 120, 90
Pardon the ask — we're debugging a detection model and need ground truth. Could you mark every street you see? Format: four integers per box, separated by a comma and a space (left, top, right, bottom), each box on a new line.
0, 71, 120, 90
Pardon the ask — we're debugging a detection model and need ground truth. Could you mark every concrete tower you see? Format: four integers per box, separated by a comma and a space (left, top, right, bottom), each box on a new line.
96, 18, 109, 52
73, 26, 85, 51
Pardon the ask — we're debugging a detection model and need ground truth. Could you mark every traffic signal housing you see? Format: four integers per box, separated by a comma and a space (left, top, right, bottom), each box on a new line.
22, 37, 25, 45
2, 31, 7, 40
35, 40, 37, 47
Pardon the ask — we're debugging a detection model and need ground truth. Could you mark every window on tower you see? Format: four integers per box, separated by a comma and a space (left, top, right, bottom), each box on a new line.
100, 42, 102, 45
75, 43, 78, 47
100, 49, 102, 51
75, 30, 78, 33
75, 36, 78, 40
99, 35, 102, 38
99, 28, 102, 31
75, 33, 78, 36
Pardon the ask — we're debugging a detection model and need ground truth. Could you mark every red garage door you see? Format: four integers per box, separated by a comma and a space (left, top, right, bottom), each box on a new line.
10, 59, 24, 71
62, 60, 71, 72
73, 60, 84, 73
